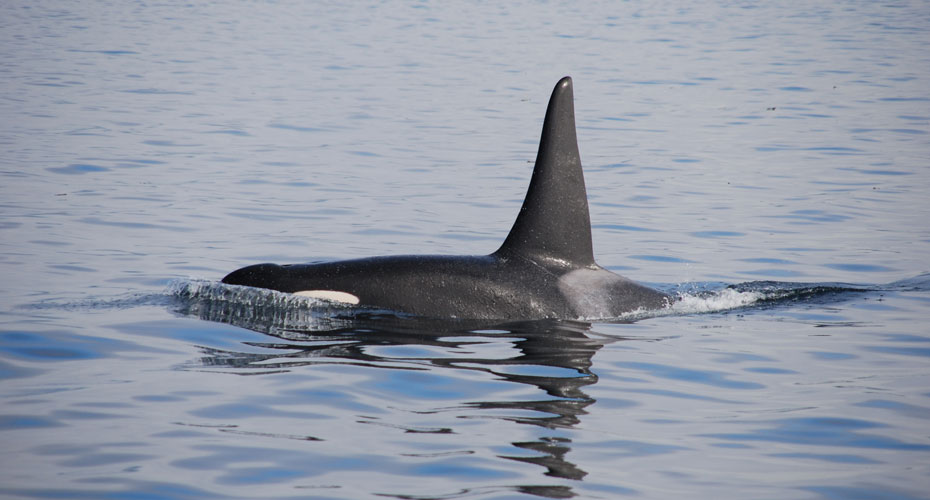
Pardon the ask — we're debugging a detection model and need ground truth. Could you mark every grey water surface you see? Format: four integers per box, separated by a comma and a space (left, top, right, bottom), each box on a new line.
2, 1, 929, 499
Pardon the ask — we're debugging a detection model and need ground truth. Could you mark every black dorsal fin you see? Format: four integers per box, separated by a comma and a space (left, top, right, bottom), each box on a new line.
494, 76, 596, 268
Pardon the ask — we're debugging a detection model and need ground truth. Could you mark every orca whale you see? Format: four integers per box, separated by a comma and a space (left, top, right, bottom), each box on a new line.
222, 77, 670, 320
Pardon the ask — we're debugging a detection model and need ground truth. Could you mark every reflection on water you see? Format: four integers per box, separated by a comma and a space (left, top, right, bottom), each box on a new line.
2, 284, 928, 498
160, 277, 930, 498
175, 286, 635, 493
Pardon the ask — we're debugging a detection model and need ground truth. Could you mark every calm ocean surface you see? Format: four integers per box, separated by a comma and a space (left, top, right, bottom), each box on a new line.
2, 1, 929, 498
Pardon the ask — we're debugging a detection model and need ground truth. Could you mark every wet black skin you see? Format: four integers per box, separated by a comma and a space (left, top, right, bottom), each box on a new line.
223, 77, 670, 320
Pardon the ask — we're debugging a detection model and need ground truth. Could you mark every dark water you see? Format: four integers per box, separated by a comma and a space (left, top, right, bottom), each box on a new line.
2, 1, 930, 499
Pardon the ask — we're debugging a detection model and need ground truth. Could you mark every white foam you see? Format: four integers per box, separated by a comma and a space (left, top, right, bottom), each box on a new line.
669, 288, 763, 315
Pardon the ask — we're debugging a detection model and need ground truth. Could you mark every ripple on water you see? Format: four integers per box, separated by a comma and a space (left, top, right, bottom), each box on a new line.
703, 417, 930, 451
825, 263, 897, 273
691, 231, 745, 238
613, 361, 766, 390
45, 164, 110, 175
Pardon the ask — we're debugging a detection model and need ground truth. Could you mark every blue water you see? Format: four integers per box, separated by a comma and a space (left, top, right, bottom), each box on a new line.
2, 1, 930, 498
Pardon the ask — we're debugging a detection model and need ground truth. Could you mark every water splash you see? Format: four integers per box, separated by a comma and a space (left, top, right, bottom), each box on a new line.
165, 276, 901, 332
167, 278, 401, 336
667, 287, 766, 315
23, 275, 912, 330
654, 279, 880, 318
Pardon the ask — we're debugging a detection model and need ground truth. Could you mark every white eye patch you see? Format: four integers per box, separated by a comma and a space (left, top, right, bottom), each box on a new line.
293, 290, 360, 305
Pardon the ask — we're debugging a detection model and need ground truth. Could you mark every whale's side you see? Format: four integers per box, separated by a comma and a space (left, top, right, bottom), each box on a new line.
222, 77, 670, 320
